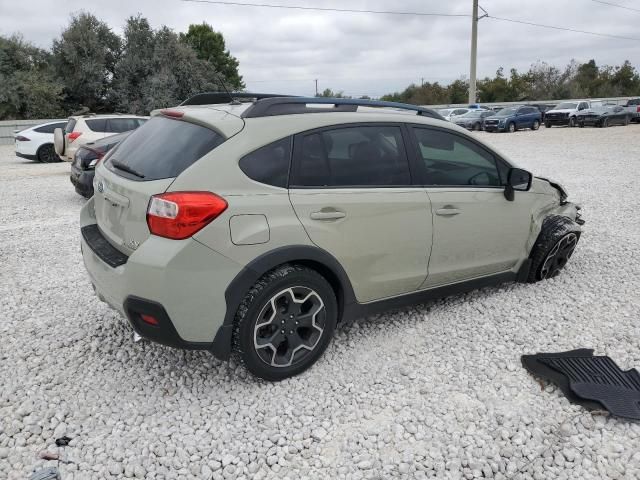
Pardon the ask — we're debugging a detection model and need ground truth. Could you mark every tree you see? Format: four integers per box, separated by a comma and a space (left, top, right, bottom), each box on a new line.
181, 23, 243, 90
0, 35, 64, 120
110, 15, 156, 114
316, 88, 348, 98
52, 12, 121, 113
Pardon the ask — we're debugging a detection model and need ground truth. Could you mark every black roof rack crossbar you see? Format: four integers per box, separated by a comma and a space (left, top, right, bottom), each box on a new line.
180, 92, 296, 106
241, 97, 445, 120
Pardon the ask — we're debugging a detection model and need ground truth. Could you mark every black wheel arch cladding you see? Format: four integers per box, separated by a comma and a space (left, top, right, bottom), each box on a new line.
210, 245, 356, 360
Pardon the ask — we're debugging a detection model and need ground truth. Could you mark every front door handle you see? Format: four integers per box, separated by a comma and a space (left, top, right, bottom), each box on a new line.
435, 207, 460, 216
310, 210, 346, 221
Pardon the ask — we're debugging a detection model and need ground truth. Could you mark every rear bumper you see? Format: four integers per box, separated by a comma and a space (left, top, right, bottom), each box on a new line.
80, 197, 243, 349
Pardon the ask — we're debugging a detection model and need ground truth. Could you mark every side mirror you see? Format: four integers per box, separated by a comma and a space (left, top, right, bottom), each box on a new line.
504, 168, 532, 201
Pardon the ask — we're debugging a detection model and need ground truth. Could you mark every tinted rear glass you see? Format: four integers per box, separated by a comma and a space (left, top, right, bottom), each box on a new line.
239, 137, 291, 188
65, 119, 77, 133
86, 119, 107, 132
105, 116, 224, 181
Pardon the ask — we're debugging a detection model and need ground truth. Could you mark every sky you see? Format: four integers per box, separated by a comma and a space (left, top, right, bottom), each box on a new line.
1, 0, 639, 97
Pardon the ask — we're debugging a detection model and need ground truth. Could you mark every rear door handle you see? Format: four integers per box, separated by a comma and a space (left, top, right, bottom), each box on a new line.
435, 208, 460, 216
310, 210, 346, 221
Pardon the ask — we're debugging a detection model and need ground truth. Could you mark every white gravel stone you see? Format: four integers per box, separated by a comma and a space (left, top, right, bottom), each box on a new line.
2, 126, 640, 480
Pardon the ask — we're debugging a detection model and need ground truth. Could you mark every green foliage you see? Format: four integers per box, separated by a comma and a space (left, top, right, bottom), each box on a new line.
316, 88, 348, 98
0, 35, 64, 120
52, 12, 121, 113
0, 14, 245, 119
180, 23, 244, 90
382, 60, 640, 105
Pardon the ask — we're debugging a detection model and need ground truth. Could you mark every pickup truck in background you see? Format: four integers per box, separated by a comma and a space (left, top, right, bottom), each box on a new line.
544, 101, 591, 128
620, 98, 640, 123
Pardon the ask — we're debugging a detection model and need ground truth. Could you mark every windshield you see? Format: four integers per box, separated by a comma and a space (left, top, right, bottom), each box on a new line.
554, 102, 577, 110
495, 107, 518, 116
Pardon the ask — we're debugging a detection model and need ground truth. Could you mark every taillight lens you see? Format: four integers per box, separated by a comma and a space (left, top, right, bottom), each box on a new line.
68, 132, 82, 143
15, 135, 30, 141
147, 192, 227, 240
636, 106, 640, 113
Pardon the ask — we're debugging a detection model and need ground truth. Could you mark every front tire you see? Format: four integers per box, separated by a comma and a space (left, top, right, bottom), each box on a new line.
545, 121, 551, 128
508, 122, 516, 133
602, 117, 609, 128
531, 120, 540, 130
569, 116, 576, 128
528, 216, 580, 283
232, 265, 338, 381
37, 144, 59, 163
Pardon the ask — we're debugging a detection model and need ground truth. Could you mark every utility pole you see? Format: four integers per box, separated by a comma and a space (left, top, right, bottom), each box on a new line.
468, 0, 479, 105
315, 79, 318, 97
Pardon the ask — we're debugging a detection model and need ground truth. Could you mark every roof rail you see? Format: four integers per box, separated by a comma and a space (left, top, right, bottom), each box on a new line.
180, 92, 296, 106
241, 97, 445, 120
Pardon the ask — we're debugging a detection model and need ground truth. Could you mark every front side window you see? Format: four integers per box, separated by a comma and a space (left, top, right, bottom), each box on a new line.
291, 125, 410, 187
412, 128, 503, 187
239, 137, 291, 188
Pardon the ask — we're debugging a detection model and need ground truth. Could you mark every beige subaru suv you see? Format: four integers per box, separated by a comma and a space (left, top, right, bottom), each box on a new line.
79, 94, 584, 381
54, 114, 147, 162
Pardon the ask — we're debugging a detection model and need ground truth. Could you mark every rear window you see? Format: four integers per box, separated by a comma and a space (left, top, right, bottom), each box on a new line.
65, 119, 77, 133
105, 116, 224, 181
86, 119, 107, 132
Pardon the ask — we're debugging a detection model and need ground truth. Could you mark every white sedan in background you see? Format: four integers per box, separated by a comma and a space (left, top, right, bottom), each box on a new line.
14, 120, 67, 163
437, 107, 470, 122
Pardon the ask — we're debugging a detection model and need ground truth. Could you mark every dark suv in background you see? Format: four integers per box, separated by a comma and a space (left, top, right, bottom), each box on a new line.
484, 106, 542, 133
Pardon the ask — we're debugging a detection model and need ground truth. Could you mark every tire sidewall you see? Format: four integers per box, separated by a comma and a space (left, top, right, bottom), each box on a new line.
532, 120, 540, 130
508, 122, 515, 133
235, 268, 338, 381
37, 144, 57, 163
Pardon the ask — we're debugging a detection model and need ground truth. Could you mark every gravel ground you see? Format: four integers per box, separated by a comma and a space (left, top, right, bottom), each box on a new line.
2, 125, 640, 480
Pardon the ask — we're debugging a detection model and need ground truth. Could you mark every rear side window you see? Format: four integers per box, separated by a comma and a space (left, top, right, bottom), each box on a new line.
65, 119, 77, 133
239, 138, 291, 188
291, 125, 410, 187
107, 118, 143, 133
105, 116, 224, 181
85, 119, 107, 132
34, 122, 66, 134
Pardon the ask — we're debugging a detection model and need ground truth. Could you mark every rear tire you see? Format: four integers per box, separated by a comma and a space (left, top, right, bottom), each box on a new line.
603, 118, 609, 128
545, 121, 551, 128
528, 216, 580, 283
578, 122, 584, 128
624, 116, 630, 126
232, 264, 338, 381
37, 144, 60, 163
531, 120, 540, 130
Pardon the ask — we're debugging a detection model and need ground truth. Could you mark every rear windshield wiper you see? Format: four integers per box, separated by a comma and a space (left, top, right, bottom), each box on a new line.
111, 160, 145, 179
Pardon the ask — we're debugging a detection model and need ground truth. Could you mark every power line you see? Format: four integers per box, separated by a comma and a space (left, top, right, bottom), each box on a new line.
588, 0, 640, 13
487, 15, 640, 41
180, 0, 470, 17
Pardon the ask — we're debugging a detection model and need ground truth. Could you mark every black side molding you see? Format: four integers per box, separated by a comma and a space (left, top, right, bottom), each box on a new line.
81, 224, 129, 268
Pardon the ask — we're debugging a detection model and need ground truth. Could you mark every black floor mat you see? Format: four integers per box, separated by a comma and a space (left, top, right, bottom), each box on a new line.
522, 349, 640, 420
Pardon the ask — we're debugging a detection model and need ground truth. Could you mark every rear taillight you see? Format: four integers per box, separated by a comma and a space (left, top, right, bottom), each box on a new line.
15, 135, 30, 141
160, 109, 184, 118
68, 132, 82, 143
147, 192, 228, 240
637, 106, 640, 113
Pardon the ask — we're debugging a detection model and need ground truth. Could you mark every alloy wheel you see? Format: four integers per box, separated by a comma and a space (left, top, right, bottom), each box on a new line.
540, 233, 578, 279
253, 287, 326, 367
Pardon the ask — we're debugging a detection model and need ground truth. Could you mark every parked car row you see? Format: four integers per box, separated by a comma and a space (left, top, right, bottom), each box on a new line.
438, 99, 639, 132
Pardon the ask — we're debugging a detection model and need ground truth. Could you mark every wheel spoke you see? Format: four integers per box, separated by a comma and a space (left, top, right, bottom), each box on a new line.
253, 286, 326, 368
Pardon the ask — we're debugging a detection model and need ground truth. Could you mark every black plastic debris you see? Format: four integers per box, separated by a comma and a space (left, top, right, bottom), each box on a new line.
55, 436, 72, 447
29, 467, 61, 480
522, 349, 640, 420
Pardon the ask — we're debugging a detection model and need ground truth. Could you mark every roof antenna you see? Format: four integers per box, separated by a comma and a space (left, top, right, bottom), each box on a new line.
215, 74, 241, 105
